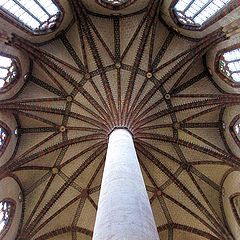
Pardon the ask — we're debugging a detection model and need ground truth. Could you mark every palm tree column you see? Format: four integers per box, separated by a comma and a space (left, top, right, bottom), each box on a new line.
93, 128, 159, 240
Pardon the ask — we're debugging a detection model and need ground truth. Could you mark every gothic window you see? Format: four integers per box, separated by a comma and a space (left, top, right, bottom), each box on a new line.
0, 126, 7, 150
0, 0, 62, 34
219, 48, 240, 83
0, 55, 18, 91
0, 200, 15, 236
173, 0, 232, 28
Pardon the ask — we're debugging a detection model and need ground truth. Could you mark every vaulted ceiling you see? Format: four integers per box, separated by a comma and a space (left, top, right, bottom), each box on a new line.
1, 0, 240, 239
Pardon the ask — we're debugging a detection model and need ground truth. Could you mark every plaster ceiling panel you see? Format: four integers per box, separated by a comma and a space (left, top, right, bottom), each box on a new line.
159, 36, 195, 67
191, 173, 223, 222
89, 15, 115, 60
34, 231, 73, 240
33, 200, 79, 239
65, 22, 86, 67
77, 198, 96, 231
119, 13, 145, 57
42, 39, 79, 70
14, 132, 62, 159
151, 23, 170, 64
151, 198, 169, 227
164, 183, 216, 234
173, 229, 217, 240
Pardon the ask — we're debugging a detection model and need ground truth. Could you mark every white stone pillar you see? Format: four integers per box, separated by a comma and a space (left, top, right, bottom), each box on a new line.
93, 129, 159, 240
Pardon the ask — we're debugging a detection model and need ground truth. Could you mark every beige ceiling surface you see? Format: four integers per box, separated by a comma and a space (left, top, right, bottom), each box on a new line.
0, 0, 240, 239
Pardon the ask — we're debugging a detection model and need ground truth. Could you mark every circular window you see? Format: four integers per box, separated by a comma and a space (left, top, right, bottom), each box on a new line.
0, 199, 15, 238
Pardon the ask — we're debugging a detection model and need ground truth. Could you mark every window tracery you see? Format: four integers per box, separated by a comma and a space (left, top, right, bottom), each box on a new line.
0, 126, 7, 150
219, 48, 240, 83
173, 0, 232, 28
0, 55, 18, 90
0, 200, 15, 237
0, 0, 61, 34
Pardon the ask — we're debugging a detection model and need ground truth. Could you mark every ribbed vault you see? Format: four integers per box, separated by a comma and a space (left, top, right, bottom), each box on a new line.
0, 0, 240, 239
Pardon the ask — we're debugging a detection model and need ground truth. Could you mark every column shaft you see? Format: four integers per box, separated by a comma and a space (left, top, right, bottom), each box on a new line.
93, 129, 159, 240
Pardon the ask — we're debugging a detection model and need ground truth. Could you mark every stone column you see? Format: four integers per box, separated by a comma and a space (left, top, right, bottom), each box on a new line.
93, 129, 159, 240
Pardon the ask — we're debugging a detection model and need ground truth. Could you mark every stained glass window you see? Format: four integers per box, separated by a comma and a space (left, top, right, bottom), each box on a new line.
0, 0, 61, 34
0, 55, 18, 90
0, 127, 6, 150
219, 48, 240, 83
0, 201, 13, 234
100, 0, 130, 7
173, 0, 232, 28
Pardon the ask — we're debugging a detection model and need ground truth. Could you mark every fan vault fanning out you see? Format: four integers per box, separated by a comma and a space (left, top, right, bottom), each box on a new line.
0, 0, 240, 239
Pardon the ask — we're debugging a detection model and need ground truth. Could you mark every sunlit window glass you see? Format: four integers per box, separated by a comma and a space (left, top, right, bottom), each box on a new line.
173, 0, 232, 27
0, 55, 18, 90
0, 0, 61, 33
234, 121, 240, 142
0, 127, 7, 150
219, 48, 240, 82
0, 201, 13, 234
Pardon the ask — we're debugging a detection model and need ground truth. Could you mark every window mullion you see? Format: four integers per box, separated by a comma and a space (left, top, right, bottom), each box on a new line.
12, 0, 42, 24
184, 0, 197, 12
192, 0, 213, 19
32, 0, 51, 17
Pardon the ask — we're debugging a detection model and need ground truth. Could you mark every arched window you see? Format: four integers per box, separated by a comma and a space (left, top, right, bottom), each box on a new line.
173, 0, 232, 29
98, 0, 135, 9
0, 0, 62, 34
0, 55, 18, 91
0, 200, 15, 237
219, 48, 240, 83
0, 127, 7, 150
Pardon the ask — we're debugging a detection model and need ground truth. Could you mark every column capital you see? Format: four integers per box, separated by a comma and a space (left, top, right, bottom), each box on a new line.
108, 127, 133, 138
